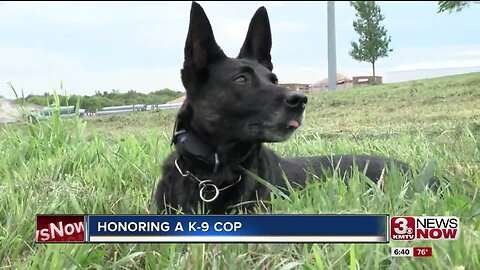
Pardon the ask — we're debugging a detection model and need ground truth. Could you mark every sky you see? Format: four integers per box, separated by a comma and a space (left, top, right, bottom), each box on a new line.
0, 1, 479, 98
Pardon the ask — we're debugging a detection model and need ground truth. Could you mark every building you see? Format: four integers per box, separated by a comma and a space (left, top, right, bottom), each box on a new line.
278, 83, 310, 93
385, 66, 480, 83
309, 73, 353, 92
352, 76, 382, 86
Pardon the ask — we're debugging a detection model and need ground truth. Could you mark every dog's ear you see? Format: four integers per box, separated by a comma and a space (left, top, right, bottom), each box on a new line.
183, 2, 226, 70
237, 7, 273, 71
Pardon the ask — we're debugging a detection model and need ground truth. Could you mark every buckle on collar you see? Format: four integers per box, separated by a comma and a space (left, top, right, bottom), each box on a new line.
174, 158, 241, 203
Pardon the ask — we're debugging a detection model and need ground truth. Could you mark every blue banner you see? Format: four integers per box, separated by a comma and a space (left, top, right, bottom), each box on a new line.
87, 214, 388, 243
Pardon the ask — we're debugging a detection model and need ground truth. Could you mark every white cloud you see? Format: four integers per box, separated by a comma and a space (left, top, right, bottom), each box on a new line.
0, 1, 190, 27
0, 48, 80, 73
0, 1, 312, 99
387, 45, 480, 71
389, 60, 480, 72
446, 50, 480, 58
1, 65, 184, 98
1, 2, 479, 98
275, 64, 328, 84
0, 47, 184, 98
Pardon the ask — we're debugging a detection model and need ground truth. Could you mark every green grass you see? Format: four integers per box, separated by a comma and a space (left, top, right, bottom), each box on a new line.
1, 72, 479, 269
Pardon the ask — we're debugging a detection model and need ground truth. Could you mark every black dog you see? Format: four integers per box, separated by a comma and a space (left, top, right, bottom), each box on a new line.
154, 2, 437, 214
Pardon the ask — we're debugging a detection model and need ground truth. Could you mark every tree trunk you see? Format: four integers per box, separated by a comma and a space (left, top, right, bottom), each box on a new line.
372, 61, 376, 80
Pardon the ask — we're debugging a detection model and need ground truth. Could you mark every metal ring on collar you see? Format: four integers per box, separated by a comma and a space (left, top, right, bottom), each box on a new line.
198, 180, 219, 202
174, 158, 189, 177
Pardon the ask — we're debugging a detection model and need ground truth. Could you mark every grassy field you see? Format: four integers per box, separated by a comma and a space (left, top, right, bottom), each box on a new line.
1, 72, 479, 269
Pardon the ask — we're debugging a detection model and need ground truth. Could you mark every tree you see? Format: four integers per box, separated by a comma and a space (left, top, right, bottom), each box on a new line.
349, 1, 392, 79
437, 1, 479, 13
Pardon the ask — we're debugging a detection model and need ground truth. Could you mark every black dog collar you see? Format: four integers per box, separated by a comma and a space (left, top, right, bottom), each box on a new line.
172, 129, 220, 173
171, 115, 257, 176
171, 116, 220, 174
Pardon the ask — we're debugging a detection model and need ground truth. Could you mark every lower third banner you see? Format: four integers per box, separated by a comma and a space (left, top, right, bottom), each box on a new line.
85, 214, 388, 243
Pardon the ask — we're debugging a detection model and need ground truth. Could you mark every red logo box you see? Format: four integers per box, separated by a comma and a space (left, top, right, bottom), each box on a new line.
390, 216, 415, 240
36, 215, 85, 243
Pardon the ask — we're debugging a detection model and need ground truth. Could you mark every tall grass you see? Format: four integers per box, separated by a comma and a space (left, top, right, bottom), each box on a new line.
0, 73, 479, 269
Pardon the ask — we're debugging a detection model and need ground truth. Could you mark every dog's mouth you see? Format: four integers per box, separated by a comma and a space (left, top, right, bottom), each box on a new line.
286, 119, 301, 129
243, 109, 305, 142
249, 117, 303, 130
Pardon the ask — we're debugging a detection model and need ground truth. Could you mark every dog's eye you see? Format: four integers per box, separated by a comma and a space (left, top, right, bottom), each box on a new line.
234, 75, 247, 83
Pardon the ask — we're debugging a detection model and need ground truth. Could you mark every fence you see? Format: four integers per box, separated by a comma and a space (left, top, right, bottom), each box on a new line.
95, 103, 183, 116
23, 102, 183, 121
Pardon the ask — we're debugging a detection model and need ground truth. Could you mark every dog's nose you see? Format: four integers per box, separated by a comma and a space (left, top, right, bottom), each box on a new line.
284, 92, 308, 109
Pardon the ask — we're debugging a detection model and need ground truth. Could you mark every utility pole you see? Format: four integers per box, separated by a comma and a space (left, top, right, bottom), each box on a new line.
327, 1, 337, 91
